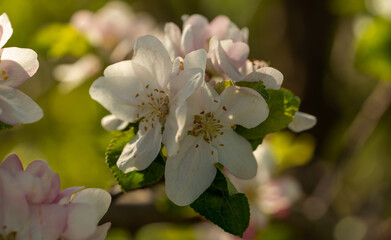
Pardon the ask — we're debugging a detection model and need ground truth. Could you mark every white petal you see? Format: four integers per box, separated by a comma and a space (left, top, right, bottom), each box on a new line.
215, 86, 269, 128
0, 47, 39, 88
209, 37, 243, 81
214, 129, 257, 179
29, 204, 67, 240
164, 22, 183, 59
0, 85, 43, 125
89, 66, 143, 123
85, 223, 111, 240
288, 111, 317, 132
133, 35, 172, 90
165, 135, 217, 206
162, 102, 187, 156
183, 49, 207, 71
0, 169, 29, 235
101, 114, 128, 131
169, 68, 203, 105
71, 188, 111, 221
241, 67, 283, 90
0, 13, 13, 48
117, 121, 163, 172
186, 81, 220, 116
62, 203, 98, 240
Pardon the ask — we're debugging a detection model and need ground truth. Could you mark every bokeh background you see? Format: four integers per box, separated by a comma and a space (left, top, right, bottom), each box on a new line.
1, 0, 391, 239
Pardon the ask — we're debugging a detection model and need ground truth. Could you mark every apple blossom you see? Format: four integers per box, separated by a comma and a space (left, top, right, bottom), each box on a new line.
0, 154, 111, 240
90, 35, 205, 173
165, 84, 269, 206
0, 13, 43, 126
164, 14, 250, 79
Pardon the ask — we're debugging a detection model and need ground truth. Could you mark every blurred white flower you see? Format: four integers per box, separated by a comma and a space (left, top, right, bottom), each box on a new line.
0, 13, 43, 126
54, 54, 102, 93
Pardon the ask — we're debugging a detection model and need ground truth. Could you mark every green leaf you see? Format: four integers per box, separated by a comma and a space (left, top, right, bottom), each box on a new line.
0, 121, 13, 131
105, 129, 165, 191
190, 167, 250, 237
235, 88, 300, 143
32, 23, 91, 58
235, 80, 269, 101
355, 18, 391, 81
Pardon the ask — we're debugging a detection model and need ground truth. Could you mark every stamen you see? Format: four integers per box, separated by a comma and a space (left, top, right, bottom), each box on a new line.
222, 106, 227, 111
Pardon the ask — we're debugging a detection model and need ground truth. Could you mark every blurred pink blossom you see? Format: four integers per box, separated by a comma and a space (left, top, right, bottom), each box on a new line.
0, 154, 111, 240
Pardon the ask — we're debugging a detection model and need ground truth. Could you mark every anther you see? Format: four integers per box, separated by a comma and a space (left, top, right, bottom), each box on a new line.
222, 106, 227, 111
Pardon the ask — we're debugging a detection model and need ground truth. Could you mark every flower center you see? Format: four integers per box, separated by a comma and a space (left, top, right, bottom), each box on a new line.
135, 84, 170, 130
190, 111, 224, 143
0, 70, 9, 81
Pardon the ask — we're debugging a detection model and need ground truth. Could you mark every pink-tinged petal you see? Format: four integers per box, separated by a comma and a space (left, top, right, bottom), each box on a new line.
54, 186, 84, 205
221, 40, 249, 68
85, 223, 111, 240
214, 129, 257, 179
288, 111, 317, 132
0, 47, 39, 87
0, 13, 13, 48
181, 14, 211, 54
164, 22, 183, 59
242, 67, 283, 90
209, 15, 231, 40
26, 160, 60, 203
163, 102, 187, 157
187, 81, 220, 116
15, 172, 46, 204
0, 85, 43, 125
132, 35, 172, 90
215, 86, 269, 128
209, 37, 242, 81
0, 169, 29, 236
183, 49, 207, 71
62, 203, 98, 240
71, 188, 111, 221
101, 114, 128, 131
165, 135, 217, 206
117, 121, 163, 172
0, 153, 23, 176
20, 204, 67, 240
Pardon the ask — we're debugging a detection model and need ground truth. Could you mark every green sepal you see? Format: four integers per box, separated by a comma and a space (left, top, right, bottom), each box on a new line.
190, 166, 250, 237
105, 129, 165, 191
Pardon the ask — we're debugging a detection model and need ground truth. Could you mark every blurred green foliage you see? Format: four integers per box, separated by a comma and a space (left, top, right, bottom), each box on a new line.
269, 132, 315, 171
355, 17, 391, 81
33, 23, 91, 58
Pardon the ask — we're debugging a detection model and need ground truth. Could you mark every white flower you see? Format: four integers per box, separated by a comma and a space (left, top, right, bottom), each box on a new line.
90, 35, 205, 173
288, 111, 317, 132
0, 13, 42, 126
165, 84, 269, 206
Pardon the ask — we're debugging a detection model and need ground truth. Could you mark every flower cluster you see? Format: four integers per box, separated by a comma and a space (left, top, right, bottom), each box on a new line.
0, 154, 111, 240
0, 13, 43, 126
89, 14, 295, 206
54, 1, 160, 92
